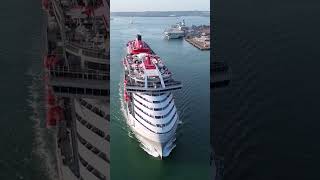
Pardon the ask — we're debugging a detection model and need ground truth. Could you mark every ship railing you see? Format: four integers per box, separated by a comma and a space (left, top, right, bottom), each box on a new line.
51, 0, 65, 27
126, 81, 182, 93
47, 66, 109, 81
127, 80, 181, 88
65, 42, 109, 60
52, 85, 109, 99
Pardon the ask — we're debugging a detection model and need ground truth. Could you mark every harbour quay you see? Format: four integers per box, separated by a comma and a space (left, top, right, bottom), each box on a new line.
185, 25, 210, 50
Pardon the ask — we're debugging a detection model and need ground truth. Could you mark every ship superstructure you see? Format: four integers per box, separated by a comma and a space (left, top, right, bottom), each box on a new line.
42, 0, 110, 179
123, 35, 182, 158
164, 20, 187, 39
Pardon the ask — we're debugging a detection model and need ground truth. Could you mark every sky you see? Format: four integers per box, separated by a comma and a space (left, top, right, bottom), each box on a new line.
110, 0, 210, 12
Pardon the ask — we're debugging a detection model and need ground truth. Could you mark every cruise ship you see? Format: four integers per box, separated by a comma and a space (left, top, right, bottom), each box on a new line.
42, 0, 110, 180
122, 35, 182, 158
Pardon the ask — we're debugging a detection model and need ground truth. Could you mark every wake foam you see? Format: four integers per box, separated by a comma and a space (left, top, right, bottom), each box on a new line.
27, 70, 58, 180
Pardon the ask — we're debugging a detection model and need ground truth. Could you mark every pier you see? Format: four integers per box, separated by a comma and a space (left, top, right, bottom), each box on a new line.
185, 37, 210, 50
185, 24, 210, 50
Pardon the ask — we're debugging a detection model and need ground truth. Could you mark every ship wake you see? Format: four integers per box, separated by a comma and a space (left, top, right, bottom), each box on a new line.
27, 70, 58, 180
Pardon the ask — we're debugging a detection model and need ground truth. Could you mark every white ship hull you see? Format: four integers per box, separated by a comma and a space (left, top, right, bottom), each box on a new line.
125, 103, 178, 158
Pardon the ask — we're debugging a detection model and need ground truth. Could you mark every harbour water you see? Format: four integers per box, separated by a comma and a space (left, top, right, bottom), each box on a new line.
110, 16, 210, 180
213, 0, 320, 179
0, 0, 56, 179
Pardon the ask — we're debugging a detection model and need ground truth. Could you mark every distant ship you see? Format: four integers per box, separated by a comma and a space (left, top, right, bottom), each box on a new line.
164, 20, 187, 39
122, 35, 182, 158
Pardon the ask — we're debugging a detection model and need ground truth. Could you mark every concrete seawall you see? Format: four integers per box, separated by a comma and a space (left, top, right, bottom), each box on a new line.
185, 38, 210, 50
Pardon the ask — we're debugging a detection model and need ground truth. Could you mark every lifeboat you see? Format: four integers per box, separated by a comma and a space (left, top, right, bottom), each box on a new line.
124, 92, 130, 102
44, 54, 59, 69
42, 0, 49, 10
46, 108, 57, 127
44, 61, 64, 128
47, 89, 56, 106
46, 105, 64, 127
124, 81, 130, 102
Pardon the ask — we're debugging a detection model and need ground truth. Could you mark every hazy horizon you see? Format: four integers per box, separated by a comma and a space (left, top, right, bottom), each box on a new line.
110, 10, 210, 13
111, 10, 210, 13
111, 0, 210, 12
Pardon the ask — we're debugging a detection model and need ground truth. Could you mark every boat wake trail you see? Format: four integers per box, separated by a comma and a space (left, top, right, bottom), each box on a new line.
117, 77, 154, 154
118, 78, 135, 138
27, 69, 58, 180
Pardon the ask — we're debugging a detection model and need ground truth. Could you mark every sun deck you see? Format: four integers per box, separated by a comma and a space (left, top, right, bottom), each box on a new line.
123, 37, 182, 93
124, 53, 172, 80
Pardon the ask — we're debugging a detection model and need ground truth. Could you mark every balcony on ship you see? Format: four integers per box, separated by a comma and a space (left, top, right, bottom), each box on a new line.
47, 66, 109, 99
125, 79, 182, 93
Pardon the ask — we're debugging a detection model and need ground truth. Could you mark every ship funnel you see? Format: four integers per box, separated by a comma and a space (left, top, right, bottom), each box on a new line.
137, 34, 142, 41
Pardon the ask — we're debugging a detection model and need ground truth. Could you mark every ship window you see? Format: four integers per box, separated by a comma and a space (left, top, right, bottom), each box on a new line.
92, 169, 105, 179
85, 61, 108, 71
86, 88, 93, 95
70, 87, 76, 93
86, 123, 93, 129
101, 90, 109, 96
105, 114, 110, 121
93, 89, 100, 95
77, 88, 84, 94
61, 87, 69, 93
86, 143, 93, 150
87, 165, 93, 172
86, 103, 93, 109
92, 148, 99, 154
105, 135, 110, 141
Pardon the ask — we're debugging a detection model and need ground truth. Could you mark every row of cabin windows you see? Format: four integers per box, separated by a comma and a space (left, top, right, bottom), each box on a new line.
85, 61, 109, 71
134, 102, 175, 120
77, 132, 110, 163
52, 86, 109, 96
78, 154, 106, 180
83, 49, 109, 60
133, 96, 173, 111
75, 113, 110, 142
135, 111, 177, 128
126, 87, 181, 93
78, 99, 110, 122
49, 70, 109, 81
145, 93, 165, 96
135, 93, 171, 104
